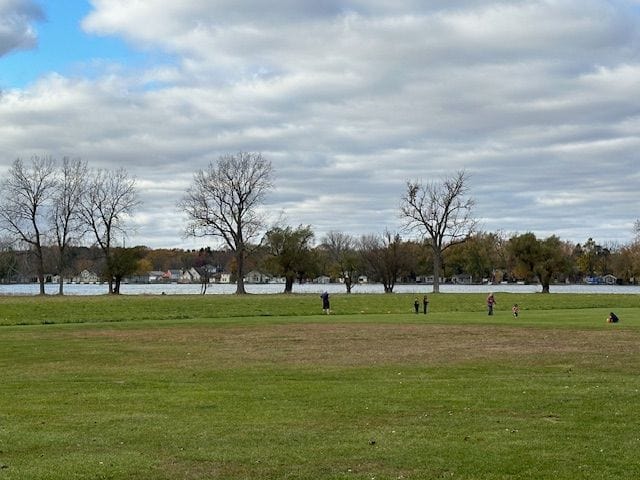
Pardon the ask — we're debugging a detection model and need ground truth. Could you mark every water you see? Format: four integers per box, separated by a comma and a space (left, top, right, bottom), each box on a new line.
1, 282, 639, 296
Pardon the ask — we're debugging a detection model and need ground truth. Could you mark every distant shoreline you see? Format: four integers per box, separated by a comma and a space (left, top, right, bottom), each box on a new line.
1, 282, 639, 296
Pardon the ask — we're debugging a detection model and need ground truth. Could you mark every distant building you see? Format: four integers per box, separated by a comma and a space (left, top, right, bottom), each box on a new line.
181, 267, 201, 283
451, 274, 473, 284
245, 270, 270, 284
73, 270, 99, 284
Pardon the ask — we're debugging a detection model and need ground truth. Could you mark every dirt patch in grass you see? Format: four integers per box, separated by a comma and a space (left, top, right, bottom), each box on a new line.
70, 323, 640, 368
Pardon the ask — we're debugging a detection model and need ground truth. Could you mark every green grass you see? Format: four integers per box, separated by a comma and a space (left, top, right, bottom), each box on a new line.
0, 292, 636, 326
1, 293, 639, 479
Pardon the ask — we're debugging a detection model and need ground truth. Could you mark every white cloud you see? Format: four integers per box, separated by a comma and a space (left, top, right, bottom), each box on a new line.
1, 0, 639, 248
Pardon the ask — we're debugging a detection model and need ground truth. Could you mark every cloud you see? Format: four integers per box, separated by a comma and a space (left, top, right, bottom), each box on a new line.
0, 0, 43, 57
1, 1, 640, 248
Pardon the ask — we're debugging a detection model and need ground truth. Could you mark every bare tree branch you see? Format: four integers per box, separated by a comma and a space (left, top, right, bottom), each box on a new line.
179, 151, 273, 294
0, 156, 56, 294
400, 170, 477, 293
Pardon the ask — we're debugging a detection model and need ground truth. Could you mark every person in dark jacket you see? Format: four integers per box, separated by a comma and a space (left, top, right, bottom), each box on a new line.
607, 312, 619, 323
320, 291, 330, 314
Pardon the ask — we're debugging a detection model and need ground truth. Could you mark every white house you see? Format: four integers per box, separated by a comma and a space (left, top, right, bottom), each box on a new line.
179, 267, 201, 283
451, 274, 473, 284
245, 270, 269, 284
73, 270, 99, 284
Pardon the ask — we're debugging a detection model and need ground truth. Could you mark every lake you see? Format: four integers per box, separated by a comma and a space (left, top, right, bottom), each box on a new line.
1, 282, 639, 296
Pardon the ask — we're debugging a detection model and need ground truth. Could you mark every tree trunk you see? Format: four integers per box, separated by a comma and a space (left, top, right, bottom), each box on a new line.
432, 249, 442, 294
35, 245, 46, 295
58, 276, 64, 295
235, 248, 246, 294
284, 276, 294, 293
345, 276, 352, 294
538, 271, 551, 293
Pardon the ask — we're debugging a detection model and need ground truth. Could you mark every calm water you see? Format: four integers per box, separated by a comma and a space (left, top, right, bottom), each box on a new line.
1, 282, 639, 296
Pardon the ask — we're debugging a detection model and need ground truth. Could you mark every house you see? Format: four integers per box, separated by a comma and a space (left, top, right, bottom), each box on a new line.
166, 269, 182, 282
219, 273, 232, 284
148, 271, 168, 283
421, 275, 445, 284
584, 275, 617, 285
73, 270, 99, 284
315, 275, 331, 284
179, 267, 201, 283
245, 270, 270, 284
451, 273, 473, 285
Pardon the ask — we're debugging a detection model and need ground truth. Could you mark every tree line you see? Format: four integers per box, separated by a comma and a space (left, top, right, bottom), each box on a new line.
2, 153, 639, 294
0, 156, 137, 294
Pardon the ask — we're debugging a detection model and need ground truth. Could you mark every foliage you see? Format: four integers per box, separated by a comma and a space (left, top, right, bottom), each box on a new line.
261, 224, 315, 293
320, 231, 360, 293
444, 231, 505, 282
359, 231, 409, 293
508, 233, 571, 293
107, 247, 147, 294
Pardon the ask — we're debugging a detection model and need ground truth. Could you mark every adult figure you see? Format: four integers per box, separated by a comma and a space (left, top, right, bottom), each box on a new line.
423, 295, 429, 314
320, 291, 330, 314
487, 293, 496, 316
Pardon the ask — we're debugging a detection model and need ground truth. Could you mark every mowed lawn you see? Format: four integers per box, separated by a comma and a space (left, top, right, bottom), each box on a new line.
1, 293, 639, 479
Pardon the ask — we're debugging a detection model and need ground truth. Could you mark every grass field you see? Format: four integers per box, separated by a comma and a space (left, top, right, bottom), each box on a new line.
1, 293, 639, 479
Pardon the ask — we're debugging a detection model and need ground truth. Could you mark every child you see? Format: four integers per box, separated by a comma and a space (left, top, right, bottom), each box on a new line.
512, 304, 520, 318
606, 312, 619, 323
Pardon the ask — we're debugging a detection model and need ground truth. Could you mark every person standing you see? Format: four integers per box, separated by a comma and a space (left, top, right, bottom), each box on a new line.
414, 297, 419, 314
487, 293, 496, 316
423, 295, 429, 314
512, 303, 520, 317
320, 291, 330, 314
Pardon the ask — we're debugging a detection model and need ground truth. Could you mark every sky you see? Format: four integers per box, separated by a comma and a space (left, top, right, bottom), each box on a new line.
0, 0, 639, 250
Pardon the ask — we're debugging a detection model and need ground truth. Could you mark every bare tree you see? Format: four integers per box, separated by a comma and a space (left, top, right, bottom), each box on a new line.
400, 170, 477, 293
79, 168, 139, 294
359, 230, 408, 293
322, 231, 359, 293
0, 157, 57, 294
51, 157, 87, 294
180, 152, 273, 294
